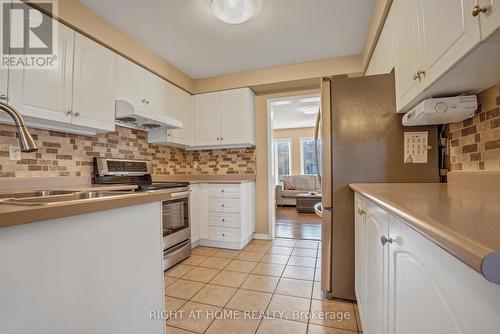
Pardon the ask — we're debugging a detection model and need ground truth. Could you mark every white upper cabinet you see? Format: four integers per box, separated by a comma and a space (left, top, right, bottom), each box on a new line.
477, 0, 500, 39
366, 9, 395, 76
166, 83, 192, 146
393, 0, 422, 110
72, 33, 117, 131
0, 66, 7, 101
193, 88, 255, 148
418, 0, 481, 90
382, 0, 496, 112
8, 23, 74, 124
220, 88, 254, 145
193, 92, 220, 146
116, 56, 168, 117
116, 56, 145, 109
144, 71, 167, 116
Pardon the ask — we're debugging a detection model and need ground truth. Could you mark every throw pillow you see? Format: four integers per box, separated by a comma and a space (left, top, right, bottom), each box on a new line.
283, 177, 296, 190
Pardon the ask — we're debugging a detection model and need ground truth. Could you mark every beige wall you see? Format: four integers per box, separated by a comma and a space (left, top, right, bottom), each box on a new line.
194, 55, 362, 94
273, 127, 315, 176
254, 89, 320, 235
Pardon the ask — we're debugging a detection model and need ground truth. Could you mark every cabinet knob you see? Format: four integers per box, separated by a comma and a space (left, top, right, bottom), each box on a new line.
472, 5, 489, 16
221, 204, 225, 207
141, 99, 146, 103
74, 112, 80, 117
221, 189, 224, 193
357, 208, 366, 215
222, 233, 225, 236
222, 218, 225, 222
146, 100, 150, 105
66, 110, 73, 116
0, 94, 7, 101
381, 235, 393, 246
220, 137, 223, 141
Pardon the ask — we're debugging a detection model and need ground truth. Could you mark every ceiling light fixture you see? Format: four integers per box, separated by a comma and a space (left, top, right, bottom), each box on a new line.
211, 0, 256, 24
302, 107, 319, 115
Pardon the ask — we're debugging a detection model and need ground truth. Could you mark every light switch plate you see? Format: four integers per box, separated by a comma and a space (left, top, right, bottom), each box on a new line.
9, 145, 21, 161
404, 132, 429, 164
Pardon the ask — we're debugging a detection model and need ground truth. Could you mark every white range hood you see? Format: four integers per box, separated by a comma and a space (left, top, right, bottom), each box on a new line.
115, 99, 183, 131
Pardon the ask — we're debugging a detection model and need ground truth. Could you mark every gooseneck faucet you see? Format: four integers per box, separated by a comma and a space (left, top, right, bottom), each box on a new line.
0, 100, 38, 152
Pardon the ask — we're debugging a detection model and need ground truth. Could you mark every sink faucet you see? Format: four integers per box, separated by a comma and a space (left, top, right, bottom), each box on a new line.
0, 100, 38, 152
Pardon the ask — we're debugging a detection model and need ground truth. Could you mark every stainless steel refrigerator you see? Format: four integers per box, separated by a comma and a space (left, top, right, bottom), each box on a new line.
315, 73, 440, 300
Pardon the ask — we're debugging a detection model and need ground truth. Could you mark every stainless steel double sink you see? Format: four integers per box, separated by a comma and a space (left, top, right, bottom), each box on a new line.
0, 190, 133, 206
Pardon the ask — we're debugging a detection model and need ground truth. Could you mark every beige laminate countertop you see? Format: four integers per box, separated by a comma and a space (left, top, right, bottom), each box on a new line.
153, 174, 256, 184
350, 183, 500, 283
0, 188, 173, 229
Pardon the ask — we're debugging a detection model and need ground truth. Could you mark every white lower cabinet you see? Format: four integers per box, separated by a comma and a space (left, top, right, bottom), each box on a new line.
189, 184, 200, 245
355, 193, 500, 334
194, 182, 255, 249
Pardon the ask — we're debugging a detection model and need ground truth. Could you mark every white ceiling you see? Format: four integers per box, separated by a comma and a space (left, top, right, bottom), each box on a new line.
271, 95, 320, 130
81, 0, 377, 79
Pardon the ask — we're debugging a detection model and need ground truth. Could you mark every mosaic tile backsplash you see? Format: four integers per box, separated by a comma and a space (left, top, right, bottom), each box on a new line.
448, 84, 500, 171
0, 125, 256, 177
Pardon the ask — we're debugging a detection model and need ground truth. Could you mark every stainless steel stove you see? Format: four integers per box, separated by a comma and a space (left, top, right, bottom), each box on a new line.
92, 157, 191, 270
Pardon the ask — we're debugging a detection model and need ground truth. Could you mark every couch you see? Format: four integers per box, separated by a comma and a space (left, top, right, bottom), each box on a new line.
275, 175, 321, 206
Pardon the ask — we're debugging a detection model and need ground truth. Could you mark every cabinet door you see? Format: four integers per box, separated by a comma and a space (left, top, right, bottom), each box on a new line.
0, 66, 7, 101
116, 56, 146, 108
393, 0, 422, 112
189, 185, 200, 243
419, 0, 481, 88
166, 83, 192, 145
478, 0, 500, 39
354, 195, 366, 315
193, 92, 220, 146
220, 88, 253, 145
387, 215, 500, 334
144, 71, 167, 116
8, 23, 74, 124
363, 200, 389, 334
72, 33, 116, 131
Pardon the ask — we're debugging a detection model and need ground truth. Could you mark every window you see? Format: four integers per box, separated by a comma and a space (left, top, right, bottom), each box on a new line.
273, 139, 292, 183
300, 137, 318, 175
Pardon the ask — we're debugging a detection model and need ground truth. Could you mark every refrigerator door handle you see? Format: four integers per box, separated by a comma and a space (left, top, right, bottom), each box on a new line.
314, 108, 322, 185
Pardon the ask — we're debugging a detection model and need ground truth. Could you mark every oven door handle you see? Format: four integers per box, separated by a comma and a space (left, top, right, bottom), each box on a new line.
170, 190, 191, 198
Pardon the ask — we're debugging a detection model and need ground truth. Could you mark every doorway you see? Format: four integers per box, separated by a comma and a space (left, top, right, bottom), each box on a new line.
267, 94, 322, 240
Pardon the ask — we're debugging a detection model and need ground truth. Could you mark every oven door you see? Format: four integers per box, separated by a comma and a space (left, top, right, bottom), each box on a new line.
162, 195, 190, 249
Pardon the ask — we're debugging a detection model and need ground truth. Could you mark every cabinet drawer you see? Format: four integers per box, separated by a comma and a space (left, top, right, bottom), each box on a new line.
208, 212, 241, 228
208, 227, 240, 242
208, 185, 240, 198
208, 198, 240, 213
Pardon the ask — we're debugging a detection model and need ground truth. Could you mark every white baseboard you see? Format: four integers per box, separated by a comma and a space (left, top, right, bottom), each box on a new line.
253, 233, 272, 240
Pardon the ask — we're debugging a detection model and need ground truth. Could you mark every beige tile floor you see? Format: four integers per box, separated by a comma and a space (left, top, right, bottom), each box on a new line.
164, 238, 362, 334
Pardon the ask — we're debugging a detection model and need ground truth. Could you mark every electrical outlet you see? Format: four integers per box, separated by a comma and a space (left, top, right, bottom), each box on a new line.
9, 145, 21, 161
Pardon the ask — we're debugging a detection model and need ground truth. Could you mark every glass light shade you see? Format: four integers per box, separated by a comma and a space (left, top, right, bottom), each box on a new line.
211, 0, 256, 24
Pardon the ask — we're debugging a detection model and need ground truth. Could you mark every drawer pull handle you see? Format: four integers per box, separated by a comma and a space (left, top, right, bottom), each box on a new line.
472, 4, 489, 16
381, 235, 393, 246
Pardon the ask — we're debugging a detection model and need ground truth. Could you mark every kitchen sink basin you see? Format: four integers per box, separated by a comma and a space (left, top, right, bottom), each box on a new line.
0, 190, 77, 199
0, 190, 133, 206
